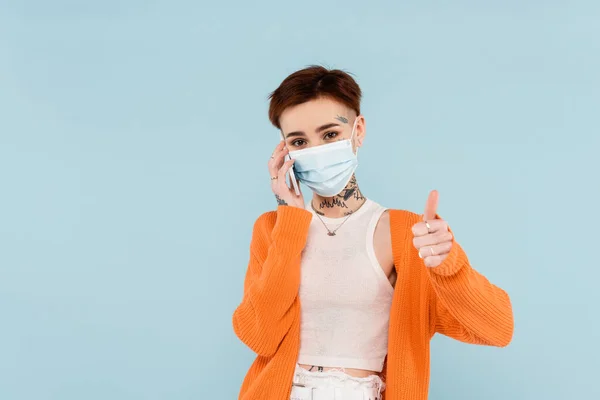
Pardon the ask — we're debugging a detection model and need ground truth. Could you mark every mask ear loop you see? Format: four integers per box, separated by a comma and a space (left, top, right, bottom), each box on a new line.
350, 116, 360, 155
350, 116, 359, 140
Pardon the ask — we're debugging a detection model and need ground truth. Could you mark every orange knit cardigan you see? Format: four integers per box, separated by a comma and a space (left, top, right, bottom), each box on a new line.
232, 205, 513, 400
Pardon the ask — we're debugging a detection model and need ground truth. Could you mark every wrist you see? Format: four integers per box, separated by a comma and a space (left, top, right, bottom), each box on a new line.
275, 194, 288, 206
274, 194, 304, 209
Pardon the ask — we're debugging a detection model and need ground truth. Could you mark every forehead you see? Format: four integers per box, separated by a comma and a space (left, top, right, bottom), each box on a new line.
279, 97, 351, 133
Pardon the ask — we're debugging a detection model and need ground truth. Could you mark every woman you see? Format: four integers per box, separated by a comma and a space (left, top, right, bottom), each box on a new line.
232, 66, 514, 400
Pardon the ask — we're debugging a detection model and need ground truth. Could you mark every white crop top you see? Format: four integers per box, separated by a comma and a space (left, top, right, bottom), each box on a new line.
297, 198, 394, 372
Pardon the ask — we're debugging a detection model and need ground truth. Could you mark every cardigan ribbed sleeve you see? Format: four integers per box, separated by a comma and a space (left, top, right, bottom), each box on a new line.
407, 212, 514, 347
232, 205, 313, 357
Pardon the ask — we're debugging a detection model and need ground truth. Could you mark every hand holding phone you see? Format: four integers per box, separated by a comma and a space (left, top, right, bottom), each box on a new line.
268, 140, 304, 208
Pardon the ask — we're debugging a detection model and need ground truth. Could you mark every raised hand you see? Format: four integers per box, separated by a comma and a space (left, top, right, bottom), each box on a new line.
268, 141, 305, 209
411, 190, 453, 268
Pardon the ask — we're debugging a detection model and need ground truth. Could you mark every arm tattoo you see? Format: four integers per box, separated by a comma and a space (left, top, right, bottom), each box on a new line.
335, 115, 348, 124
275, 194, 288, 206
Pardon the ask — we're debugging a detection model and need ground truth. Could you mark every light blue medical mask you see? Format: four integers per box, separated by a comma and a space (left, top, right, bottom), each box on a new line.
288, 118, 359, 197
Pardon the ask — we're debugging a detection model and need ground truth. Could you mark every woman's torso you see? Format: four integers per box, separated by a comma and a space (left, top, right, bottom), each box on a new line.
297, 198, 396, 378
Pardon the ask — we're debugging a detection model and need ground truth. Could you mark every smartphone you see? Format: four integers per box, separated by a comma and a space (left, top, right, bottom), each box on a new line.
285, 153, 301, 196
279, 135, 300, 196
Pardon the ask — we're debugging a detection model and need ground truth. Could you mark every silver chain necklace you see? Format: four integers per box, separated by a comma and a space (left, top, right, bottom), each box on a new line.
310, 200, 366, 236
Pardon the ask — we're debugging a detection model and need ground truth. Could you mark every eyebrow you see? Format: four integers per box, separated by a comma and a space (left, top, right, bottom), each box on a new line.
284, 123, 341, 138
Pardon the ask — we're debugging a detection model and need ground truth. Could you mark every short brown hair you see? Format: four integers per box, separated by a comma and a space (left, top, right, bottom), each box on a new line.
268, 65, 362, 129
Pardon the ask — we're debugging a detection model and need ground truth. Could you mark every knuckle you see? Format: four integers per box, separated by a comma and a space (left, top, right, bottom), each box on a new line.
411, 224, 420, 235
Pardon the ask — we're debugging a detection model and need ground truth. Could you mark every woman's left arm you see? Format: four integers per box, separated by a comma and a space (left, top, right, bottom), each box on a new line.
426, 239, 514, 346
411, 191, 514, 347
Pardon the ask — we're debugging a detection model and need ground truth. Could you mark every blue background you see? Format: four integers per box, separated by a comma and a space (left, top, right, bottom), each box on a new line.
1, 1, 598, 399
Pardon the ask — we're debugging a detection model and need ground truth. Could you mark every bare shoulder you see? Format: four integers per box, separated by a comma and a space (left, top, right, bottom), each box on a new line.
373, 209, 391, 247
373, 209, 395, 281
378, 208, 391, 225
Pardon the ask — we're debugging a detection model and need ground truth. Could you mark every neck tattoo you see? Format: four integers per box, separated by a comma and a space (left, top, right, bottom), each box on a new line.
311, 176, 366, 236
315, 176, 365, 216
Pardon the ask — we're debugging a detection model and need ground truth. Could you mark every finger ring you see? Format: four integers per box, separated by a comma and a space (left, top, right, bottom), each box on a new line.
425, 221, 432, 233
271, 176, 278, 180
430, 247, 435, 256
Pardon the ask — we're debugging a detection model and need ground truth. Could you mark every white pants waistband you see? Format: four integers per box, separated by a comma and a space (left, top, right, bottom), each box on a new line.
290, 364, 384, 400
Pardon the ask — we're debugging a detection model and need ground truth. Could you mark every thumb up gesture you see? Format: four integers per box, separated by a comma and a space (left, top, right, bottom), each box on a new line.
411, 190, 454, 268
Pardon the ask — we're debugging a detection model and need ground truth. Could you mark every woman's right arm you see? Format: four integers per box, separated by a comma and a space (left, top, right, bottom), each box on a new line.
232, 205, 312, 357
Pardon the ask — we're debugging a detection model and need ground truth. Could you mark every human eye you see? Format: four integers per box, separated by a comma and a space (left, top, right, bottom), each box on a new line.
291, 139, 307, 147
324, 131, 339, 140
